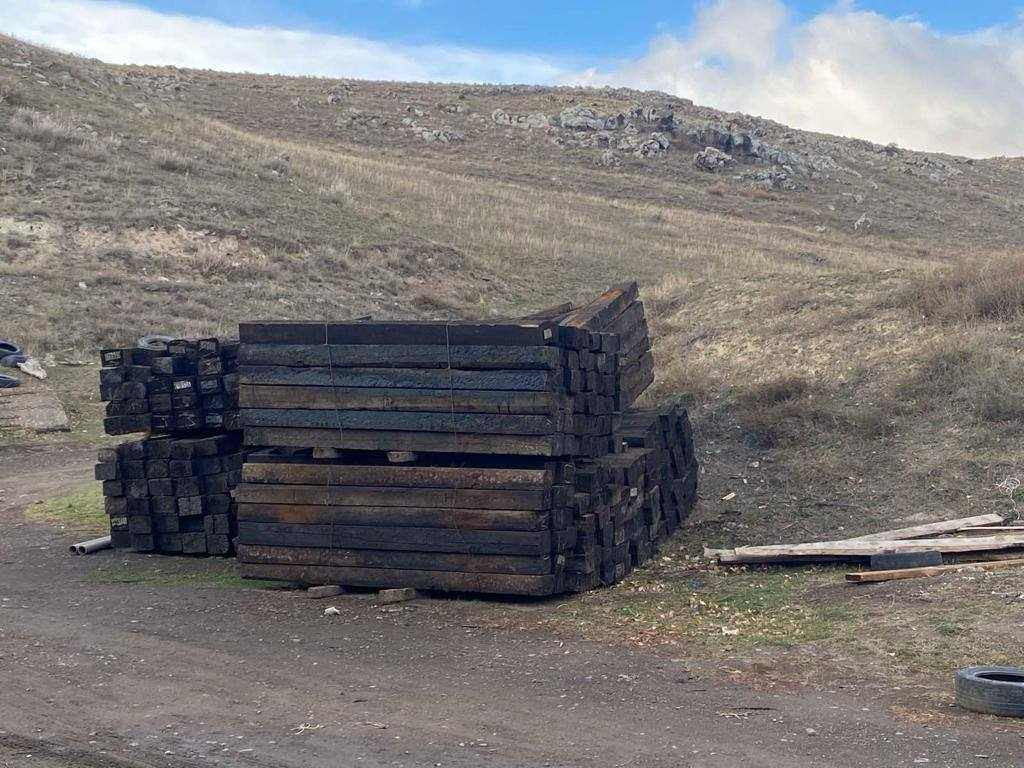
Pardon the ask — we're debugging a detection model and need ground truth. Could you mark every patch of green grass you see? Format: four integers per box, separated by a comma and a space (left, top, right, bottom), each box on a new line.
25, 484, 106, 532
86, 559, 281, 590
581, 565, 853, 651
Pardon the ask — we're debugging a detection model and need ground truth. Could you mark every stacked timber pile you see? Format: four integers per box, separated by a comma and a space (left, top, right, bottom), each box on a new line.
234, 452, 576, 595
235, 320, 615, 457
233, 282, 700, 595
96, 336, 247, 556
97, 433, 243, 555
566, 406, 697, 591
99, 338, 240, 435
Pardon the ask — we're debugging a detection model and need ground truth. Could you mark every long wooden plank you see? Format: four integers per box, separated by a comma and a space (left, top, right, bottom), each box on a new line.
233, 483, 552, 510
713, 534, 1024, 563
241, 408, 560, 435
241, 462, 552, 490
236, 544, 554, 575
706, 513, 1008, 561
243, 426, 566, 455
842, 513, 1005, 541
239, 384, 565, 414
236, 502, 550, 531
239, 366, 559, 391
236, 522, 551, 555
847, 557, 1024, 583
238, 562, 558, 595
239, 344, 561, 370
239, 322, 556, 347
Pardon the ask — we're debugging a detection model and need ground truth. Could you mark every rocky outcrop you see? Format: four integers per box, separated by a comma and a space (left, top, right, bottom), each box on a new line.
559, 105, 606, 131
693, 147, 734, 172
492, 109, 550, 129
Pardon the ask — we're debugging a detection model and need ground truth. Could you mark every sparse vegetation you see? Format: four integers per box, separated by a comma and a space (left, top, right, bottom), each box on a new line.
903, 253, 1024, 323
24, 484, 106, 532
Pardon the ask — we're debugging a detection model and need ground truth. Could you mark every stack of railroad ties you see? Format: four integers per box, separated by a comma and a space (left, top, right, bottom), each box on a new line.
96, 337, 246, 555
234, 282, 699, 595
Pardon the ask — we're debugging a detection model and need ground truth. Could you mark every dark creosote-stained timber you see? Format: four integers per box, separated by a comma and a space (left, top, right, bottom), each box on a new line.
229, 283, 697, 594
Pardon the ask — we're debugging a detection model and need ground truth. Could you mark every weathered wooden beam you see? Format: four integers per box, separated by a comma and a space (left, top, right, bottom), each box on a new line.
241, 462, 552, 490
847, 557, 1024, 583
238, 384, 566, 414
242, 426, 568, 456
239, 344, 561, 370
232, 482, 552, 511
239, 366, 561, 391
235, 502, 550, 531
240, 407, 561, 435
236, 544, 554, 575
237, 562, 558, 595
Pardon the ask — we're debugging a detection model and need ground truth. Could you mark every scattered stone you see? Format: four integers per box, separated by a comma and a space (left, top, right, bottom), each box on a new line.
693, 147, 734, 172
323, 606, 341, 616
419, 126, 464, 143
596, 149, 620, 167
854, 213, 872, 231
559, 105, 605, 131
491, 109, 550, 129
326, 90, 343, 105
307, 585, 345, 599
378, 588, 418, 604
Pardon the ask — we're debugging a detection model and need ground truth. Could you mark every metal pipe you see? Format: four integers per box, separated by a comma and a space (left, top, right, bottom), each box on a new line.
69, 535, 112, 555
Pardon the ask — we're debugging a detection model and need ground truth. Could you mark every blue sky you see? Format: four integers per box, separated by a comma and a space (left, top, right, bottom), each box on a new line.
131, 1, 1020, 57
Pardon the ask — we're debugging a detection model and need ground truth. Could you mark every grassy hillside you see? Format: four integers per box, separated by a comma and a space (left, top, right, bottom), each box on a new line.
4, 32, 1024, 543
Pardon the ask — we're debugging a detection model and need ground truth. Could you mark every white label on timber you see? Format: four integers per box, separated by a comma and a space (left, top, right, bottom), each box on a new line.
544, 329, 553, 339
630, 488, 639, 498
173, 380, 193, 391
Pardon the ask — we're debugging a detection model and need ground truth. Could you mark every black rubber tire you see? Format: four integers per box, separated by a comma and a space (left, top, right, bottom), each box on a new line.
0, 373, 19, 389
137, 334, 175, 352
955, 666, 1024, 717
0, 340, 20, 357
1, 353, 28, 367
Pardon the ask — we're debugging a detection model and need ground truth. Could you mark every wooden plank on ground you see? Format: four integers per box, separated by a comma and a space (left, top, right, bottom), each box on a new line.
843, 513, 1005, 542
242, 426, 565, 455
239, 344, 561, 370
232, 483, 552, 510
235, 502, 550, 531
241, 462, 552, 490
713, 534, 1024, 563
236, 544, 553, 575
847, 557, 1024, 583
237, 562, 558, 595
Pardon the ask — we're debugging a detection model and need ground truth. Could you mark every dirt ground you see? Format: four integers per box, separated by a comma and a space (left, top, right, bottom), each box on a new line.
2, 444, 1023, 768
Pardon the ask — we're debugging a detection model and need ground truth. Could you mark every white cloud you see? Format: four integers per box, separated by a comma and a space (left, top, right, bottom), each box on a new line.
3, 0, 1024, 156
2, 0, 564, 84
569, 0, 1024, 158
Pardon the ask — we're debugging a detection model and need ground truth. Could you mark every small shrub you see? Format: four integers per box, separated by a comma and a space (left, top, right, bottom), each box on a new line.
10, 108, 78, 146
902, 255, 1024, 323
154, 148, 195, 173
739, 375, 811, 408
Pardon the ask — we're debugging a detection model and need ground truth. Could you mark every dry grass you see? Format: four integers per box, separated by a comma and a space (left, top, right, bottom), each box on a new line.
902, 253, 1024, 323
153, 147, 195, 173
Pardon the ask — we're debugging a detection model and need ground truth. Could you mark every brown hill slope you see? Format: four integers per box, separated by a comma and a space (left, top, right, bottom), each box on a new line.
3, 33, 1024, 545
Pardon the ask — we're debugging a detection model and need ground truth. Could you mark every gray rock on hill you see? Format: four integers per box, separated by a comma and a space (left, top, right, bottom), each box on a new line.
693, 147, 734, 172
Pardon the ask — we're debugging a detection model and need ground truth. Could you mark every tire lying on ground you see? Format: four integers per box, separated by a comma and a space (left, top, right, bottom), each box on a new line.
0, 373, 19, 389
0, 340, 20, 357
955, 666, 1024, 717
137, 334, 175, 352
